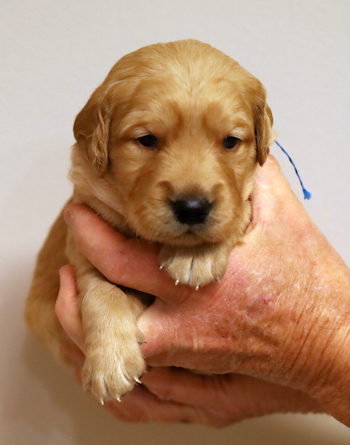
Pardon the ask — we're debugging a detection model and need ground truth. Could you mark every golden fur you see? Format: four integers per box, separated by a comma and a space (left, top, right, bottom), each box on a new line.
25, 39, 273, 403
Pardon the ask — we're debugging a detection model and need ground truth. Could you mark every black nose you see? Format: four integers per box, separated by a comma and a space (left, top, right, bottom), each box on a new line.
171, 197, 213, 225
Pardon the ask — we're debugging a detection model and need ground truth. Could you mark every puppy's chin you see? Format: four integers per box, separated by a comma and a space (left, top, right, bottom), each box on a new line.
128, 219, 241, 247
156, 231, 218, 247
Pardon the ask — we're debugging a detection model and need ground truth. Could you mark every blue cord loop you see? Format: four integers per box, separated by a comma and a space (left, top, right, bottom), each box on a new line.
275, 140, 312, 200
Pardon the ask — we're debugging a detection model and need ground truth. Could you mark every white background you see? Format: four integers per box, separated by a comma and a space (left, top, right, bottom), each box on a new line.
1, 0, 350, 443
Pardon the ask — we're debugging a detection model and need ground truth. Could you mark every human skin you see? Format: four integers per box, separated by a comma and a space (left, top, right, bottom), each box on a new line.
56, 156, 350, 427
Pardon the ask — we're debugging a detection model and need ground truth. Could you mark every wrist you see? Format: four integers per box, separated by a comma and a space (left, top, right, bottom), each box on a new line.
289, 262, 350, 425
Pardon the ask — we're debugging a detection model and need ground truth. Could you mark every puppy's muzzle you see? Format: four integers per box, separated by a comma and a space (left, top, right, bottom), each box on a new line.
171, 197, 213, 225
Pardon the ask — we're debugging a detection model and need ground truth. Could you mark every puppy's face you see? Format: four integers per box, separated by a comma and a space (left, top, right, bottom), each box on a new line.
72, 40, 273, 247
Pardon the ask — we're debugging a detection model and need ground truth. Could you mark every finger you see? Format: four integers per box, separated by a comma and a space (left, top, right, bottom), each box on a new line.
141, 368, 323, 420
250, 155, 308, 226
104, 384, 201, 424
56, 265, 85, 352
64, 203, 200, 301
138, 299, 183, 358
251, 155, 291, 202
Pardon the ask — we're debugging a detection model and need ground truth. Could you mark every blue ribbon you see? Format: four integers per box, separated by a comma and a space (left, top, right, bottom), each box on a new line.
275, 140, 311, 200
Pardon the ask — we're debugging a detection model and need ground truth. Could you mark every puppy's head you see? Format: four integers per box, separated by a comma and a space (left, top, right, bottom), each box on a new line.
71, 40, 273, 246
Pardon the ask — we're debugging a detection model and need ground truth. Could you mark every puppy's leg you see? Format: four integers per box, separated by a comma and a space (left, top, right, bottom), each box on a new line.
25, 209, 83, 371
159, 242, 231, 288
76, 267, 146, 403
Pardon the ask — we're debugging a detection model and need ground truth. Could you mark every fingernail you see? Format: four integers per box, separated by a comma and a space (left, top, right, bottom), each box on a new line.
64, 207, 73, 226
58, 265, 69, 282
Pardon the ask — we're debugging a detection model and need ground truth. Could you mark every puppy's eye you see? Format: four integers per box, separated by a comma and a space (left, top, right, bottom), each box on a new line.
137, 134, 158, 148
223, 136, 239, 150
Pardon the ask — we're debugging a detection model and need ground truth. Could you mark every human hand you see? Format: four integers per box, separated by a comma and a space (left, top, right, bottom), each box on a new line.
58, 156, 350, 425
57, 265, 322, 426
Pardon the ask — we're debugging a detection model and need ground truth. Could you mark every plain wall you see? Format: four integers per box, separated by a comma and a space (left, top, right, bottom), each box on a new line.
1, 0, 350, 443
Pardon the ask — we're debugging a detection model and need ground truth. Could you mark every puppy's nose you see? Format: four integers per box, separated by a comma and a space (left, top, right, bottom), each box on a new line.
171, 197, 213, 225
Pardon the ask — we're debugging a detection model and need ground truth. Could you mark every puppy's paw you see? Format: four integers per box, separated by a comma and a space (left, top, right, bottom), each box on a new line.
159, 244, 229, 288
82, 327, 146, 404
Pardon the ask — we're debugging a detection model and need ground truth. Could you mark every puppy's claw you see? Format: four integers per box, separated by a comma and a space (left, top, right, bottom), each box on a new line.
134, 377, 142, 384
117, 397, 122, 403
175, 279, 179, 286
100, 399, 105, 406
159, 265, 164, 270
195, 285, 200, 291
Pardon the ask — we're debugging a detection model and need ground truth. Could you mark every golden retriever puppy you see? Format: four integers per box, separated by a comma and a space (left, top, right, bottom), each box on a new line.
25, 39, 273, 404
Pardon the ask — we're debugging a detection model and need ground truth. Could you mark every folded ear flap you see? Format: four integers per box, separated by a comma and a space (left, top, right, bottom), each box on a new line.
73, 88, 111, 176
254, 101, 273, 166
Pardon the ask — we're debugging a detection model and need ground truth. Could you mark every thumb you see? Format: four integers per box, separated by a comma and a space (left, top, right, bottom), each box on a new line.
250, 155, 303, 224
137, 299, 185, 359
252, 155, 292, 200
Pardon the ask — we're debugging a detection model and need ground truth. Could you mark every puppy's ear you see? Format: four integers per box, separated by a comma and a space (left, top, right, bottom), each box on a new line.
73, 88, 111, 176
254, 101, 273, 166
